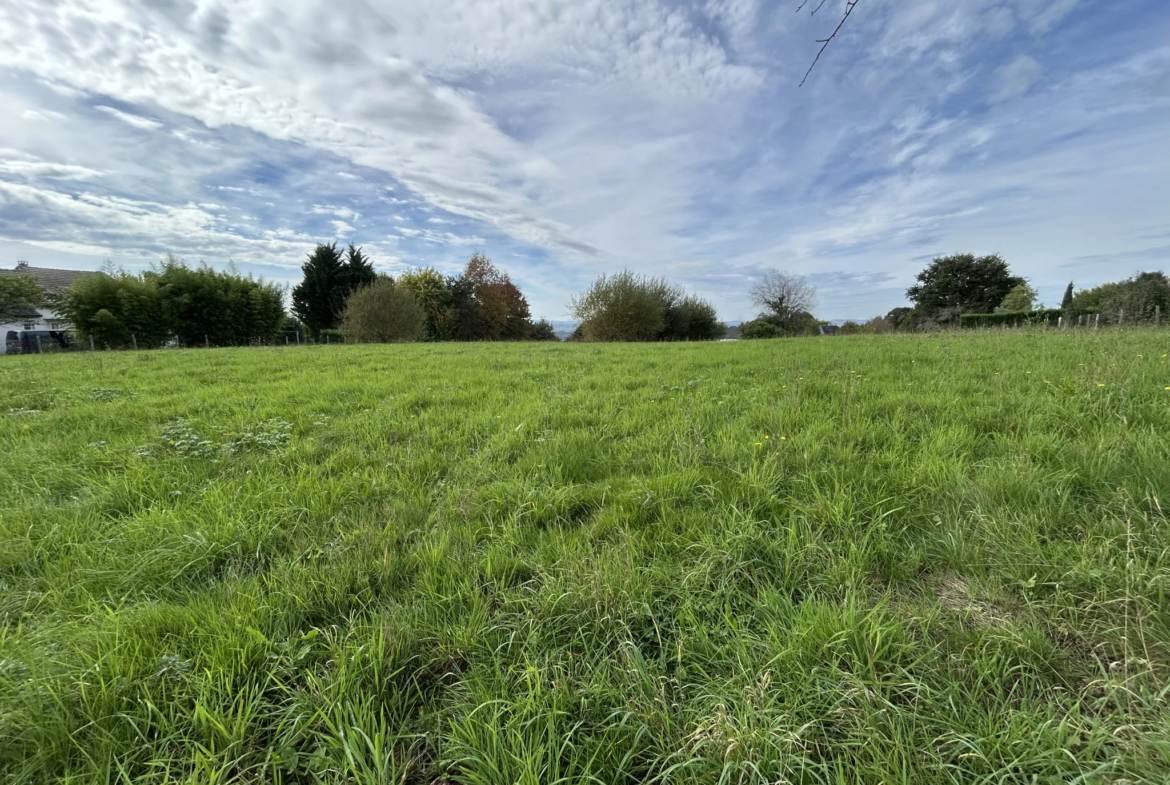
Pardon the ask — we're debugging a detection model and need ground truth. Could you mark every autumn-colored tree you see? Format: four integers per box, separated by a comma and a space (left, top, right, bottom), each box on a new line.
460, 253, 532, 340
398, 267, 455, 340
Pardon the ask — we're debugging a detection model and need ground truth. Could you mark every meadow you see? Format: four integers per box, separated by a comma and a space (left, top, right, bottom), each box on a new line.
1, 331, 1169, 784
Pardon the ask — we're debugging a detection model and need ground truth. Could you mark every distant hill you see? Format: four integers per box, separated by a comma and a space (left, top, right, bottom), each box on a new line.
548, 320, 578, 340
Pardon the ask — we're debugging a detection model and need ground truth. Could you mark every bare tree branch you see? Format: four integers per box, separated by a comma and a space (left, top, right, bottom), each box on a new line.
799, 0, 862, 87
750, 270, 818, 322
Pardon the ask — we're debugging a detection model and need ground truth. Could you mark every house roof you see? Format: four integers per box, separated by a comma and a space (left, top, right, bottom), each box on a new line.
0, 262, 98, 294
6, 306, 42, 319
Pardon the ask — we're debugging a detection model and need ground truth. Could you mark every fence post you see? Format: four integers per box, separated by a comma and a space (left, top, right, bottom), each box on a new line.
35, 334, 42, 354
1119, 309, 1124, 327
326, 334, 330, 345
89, 335, 95, 351
132, 334, 138, 351
296, 332, 301, 346
204, 335, 210, 349
1058, 316, 1063, 329
1095, 313, 1100, 329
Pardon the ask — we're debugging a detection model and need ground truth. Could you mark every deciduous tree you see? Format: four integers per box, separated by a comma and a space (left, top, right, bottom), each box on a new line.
999, 282, 1039, 312
0, 274, 42, 323
750, 271, 818, 334
907, 254, 1024, 317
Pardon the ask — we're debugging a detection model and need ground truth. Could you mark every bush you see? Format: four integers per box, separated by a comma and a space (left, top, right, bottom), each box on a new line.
959, 309, 1061, 329
340, 278, 425, 343
528, 319, 560, 341
570, 271, 722, 342
662, 295, 725, 341
885, 307, 917, 332
316, 329, 347, 344
739, 319, 781, 339
838, 320, 864, 335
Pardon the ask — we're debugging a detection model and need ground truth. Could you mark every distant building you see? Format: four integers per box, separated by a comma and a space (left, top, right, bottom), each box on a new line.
1, 262, 98, 354
819, 324, 840, 336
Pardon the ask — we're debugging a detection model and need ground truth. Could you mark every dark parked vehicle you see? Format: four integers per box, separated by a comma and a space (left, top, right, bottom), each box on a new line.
6, 330, 76, 354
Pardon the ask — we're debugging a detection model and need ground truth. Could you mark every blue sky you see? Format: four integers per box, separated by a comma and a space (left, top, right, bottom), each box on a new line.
0, 0, 1167, 321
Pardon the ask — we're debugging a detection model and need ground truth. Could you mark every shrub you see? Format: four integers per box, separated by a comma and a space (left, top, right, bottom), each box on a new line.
528, 319, 560, 341
340, 278, 425, 343
572, 272, 665, 342
739, 319, 781, 339
570, 272, 722, 342
663, 296, 725, 341
838, 320, 864, 335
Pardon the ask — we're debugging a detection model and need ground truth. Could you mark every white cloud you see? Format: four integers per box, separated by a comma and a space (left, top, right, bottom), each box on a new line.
0, 178, 315, 264
0, 148, 104, 180
311, 205, 361, 221
991, 55, 1044, 102
21, 108, 67, 122
94, 105, 165, 131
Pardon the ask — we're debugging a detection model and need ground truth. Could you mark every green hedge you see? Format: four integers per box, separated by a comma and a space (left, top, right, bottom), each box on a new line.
960, 309, 1062, 329
315, 329, 347, 344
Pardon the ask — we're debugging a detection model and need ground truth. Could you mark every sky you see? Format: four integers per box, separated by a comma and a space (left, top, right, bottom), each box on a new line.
0, 0, 1167, 322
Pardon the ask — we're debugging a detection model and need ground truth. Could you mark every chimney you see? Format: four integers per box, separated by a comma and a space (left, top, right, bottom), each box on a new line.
15, 261, 29, 269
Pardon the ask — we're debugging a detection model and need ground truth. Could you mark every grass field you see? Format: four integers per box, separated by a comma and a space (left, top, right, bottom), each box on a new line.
2, 331, 1170, 784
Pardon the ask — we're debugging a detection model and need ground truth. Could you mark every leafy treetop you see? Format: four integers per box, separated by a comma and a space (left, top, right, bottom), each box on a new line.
907, 253, 1024, 316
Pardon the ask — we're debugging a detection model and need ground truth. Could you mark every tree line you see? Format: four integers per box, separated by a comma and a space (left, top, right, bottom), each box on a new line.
296, 245, 560, 343
831, 254, 1169, 334
55, 256, 285, 348
18, 245, 1168, 350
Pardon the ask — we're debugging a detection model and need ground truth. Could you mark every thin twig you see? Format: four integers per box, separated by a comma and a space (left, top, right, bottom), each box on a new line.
799, 0, 861, 87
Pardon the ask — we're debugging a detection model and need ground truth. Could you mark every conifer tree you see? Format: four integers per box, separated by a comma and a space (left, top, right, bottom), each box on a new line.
291, 242, 347, 334
343, 243, 377, 292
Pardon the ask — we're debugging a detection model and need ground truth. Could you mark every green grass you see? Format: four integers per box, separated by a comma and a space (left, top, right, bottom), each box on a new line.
2, 331, 1169, 784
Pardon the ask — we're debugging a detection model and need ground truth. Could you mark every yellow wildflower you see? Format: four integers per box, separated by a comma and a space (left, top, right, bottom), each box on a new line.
1097, 383, 1105, 388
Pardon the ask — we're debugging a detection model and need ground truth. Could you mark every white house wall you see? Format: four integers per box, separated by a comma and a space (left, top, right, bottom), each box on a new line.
0, 308, 69, 355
